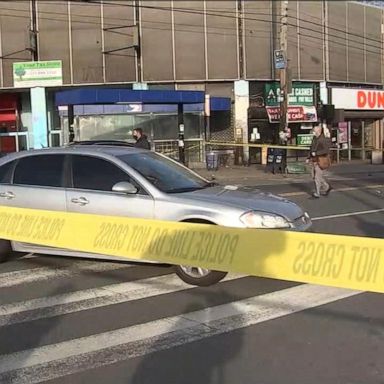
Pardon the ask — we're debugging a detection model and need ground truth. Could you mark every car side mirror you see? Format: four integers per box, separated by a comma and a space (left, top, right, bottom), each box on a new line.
112, 181, 138, 195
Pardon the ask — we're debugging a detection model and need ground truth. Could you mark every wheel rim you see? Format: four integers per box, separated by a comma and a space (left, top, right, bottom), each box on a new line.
179, 265, 211, 278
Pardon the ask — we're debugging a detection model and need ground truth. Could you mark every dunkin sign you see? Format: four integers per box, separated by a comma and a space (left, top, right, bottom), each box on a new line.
331, 87, 384, 110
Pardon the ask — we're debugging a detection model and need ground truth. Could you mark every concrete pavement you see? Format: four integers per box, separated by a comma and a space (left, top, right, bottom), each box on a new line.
193, 161, 384, 185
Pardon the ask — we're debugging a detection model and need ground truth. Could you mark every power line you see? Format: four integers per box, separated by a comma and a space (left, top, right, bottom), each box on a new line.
293, 5, 382, 45
0, 9, 272, 40
294, 31, 381, 58
0, 2, 381, 62
96, 0, 383, 47
0, 6, 268, 36
287, 20, 381, 52
235, 3, 383, 46
220, 6, 382, 46
1, 2, 380, 52
3, 0, 382, 50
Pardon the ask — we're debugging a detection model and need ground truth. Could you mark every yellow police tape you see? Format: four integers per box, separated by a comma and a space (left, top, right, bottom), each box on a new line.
0, 205, 383, 293
206, 141, 310, 151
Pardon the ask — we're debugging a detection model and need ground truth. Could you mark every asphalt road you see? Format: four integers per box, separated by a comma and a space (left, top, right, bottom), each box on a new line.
0, 172, 383, 384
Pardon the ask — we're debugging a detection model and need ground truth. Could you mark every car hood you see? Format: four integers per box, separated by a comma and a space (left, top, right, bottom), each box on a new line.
175, 185, 304, 221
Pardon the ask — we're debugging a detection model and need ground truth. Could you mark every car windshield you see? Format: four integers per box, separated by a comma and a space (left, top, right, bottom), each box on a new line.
117, 152, 212, 193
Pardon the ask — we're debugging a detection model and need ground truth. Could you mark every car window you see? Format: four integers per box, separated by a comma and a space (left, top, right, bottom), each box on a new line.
0, 160, 16, 184
14, 155, 66, 188
117, 152, 210, 193
71, 155, 140, 192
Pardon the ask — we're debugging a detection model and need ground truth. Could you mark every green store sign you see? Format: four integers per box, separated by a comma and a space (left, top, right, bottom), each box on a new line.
265, 83, 315, 106
297, 134, 313, 146
13, 60, 63, 88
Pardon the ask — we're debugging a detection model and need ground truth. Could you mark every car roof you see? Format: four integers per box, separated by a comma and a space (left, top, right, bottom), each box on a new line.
0, 145, 148, 163
67, 140, 135, 147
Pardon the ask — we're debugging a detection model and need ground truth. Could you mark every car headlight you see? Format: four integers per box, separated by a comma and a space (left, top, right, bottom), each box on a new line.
240, 211, 291, 229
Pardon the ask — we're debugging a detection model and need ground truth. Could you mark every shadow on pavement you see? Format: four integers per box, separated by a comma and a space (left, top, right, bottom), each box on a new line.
127, 224, 286, 384
130, 290, 244, 384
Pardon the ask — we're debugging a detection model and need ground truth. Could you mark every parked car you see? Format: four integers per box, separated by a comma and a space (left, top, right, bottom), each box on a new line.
0, 145, 312, 286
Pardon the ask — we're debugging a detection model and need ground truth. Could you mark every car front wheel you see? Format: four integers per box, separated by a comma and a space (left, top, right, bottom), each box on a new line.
0, 240, 12, 263
175, 265, 227, 287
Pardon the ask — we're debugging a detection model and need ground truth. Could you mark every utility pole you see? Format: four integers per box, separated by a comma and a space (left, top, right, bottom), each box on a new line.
237, 0, 244, 79
30, 0, 38, 61
279, 0, 288, 142
134, 0, 142, 82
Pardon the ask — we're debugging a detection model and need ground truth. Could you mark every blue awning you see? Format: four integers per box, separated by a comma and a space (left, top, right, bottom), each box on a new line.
210, 97, 231, 111
55, 88, 205, 106
55, 88, 231, 111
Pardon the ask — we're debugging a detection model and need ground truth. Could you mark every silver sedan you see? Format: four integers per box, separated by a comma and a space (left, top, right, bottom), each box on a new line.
0, 145, 312, 286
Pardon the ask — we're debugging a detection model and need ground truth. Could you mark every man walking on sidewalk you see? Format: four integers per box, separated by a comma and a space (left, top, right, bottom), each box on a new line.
308, 124, 332, 198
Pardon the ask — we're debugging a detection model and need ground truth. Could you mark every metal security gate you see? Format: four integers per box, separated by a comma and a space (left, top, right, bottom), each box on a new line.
153, 139, 204, 163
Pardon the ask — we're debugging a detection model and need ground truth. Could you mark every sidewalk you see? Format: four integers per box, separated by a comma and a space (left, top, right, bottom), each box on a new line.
192, 161, 384, 185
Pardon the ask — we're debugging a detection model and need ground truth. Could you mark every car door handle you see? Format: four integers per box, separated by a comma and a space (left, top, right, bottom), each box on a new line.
0, 191, 15, 200
71, 197, 89, 206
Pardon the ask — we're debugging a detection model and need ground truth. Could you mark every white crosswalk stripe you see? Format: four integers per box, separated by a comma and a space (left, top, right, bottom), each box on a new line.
0, 284, 360, 383
0, 273, 242, 326
0, 260, 131, 288
0, 255, 362, 384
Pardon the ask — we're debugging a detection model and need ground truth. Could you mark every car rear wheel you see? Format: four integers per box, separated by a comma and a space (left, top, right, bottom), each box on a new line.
0, 240, 12, 263
175, 265, 227, 286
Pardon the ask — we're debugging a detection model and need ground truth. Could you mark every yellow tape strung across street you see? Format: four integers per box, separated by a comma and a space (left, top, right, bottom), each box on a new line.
0, 206, 383, 293
206, 141, 310, 151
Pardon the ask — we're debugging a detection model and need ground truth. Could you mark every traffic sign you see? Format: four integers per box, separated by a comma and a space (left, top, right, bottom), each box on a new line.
274, 50, 286, 69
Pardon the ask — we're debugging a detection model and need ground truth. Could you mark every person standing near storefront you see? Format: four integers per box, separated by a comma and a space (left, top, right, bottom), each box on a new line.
308, 124, 332, 198
133, 128, 151, 150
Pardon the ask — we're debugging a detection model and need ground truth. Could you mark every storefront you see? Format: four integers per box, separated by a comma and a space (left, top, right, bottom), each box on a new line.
0, 93, 29, 154
57, 103, 205, 162
330, 87, 384, 161
54, 88, 231, 164
248, 81, 318, 163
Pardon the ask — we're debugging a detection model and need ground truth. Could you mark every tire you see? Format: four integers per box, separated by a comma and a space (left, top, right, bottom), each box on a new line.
175, 220, 227, 286
174, 265, 227, 287
0, 239, 12, 263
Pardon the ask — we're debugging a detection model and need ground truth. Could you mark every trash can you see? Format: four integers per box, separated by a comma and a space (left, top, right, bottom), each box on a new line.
266, 147, 287, 174
206, 151, 219, 171
371, 150, 383, 164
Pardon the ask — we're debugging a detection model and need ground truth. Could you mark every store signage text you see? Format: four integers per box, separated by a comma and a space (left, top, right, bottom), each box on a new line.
357, 91, 384, 109
297, 134, 313, 146
13, 60, 63, 88
265, 83, 315, 106
331, 87, 384, 110
266, 106, 318, 123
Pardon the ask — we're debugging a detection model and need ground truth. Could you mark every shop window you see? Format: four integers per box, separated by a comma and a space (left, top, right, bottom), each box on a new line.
364, 120, 374, 148
184, 113, 203, 139
350, 121, 362, 146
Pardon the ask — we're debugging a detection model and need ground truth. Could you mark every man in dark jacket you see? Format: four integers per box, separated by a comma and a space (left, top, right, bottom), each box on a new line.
133, 128, 151, 150
308, 125, 332, 198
